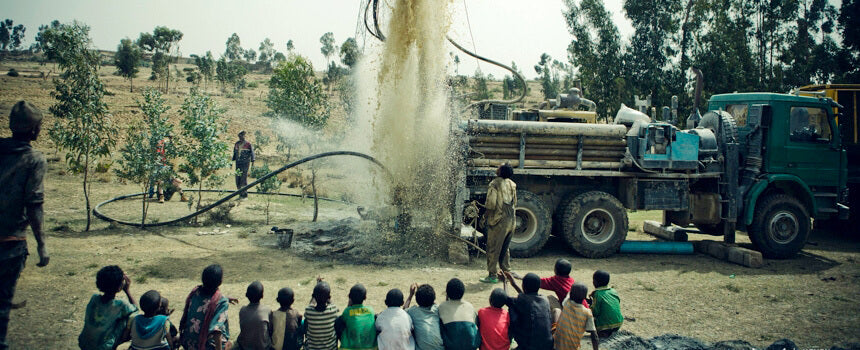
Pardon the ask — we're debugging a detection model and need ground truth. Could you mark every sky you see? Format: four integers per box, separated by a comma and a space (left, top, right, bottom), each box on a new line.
2, 0, 634, 79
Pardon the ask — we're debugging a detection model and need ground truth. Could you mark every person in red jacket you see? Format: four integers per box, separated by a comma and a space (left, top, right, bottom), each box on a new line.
476, 288, 510, 350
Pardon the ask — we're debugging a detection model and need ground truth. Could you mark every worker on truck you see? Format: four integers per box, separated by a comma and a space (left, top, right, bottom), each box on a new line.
481, 163, 518, 284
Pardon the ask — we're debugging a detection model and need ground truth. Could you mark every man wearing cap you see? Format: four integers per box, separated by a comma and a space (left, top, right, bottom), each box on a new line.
0, 101, 50, 350
233, 130, 255, 198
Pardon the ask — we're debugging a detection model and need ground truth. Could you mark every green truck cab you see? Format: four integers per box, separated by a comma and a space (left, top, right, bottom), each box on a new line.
708, 93, 849, 257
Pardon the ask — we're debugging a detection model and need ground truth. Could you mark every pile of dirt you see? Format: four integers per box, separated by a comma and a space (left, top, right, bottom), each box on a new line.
600, 331, 860, 350
257, 218, 406, 265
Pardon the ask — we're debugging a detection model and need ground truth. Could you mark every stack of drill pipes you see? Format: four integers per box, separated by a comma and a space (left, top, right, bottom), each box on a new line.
468, 159, 622, 169
466, 119, 627, 138
469, 135, 625, 146
470, 147, 625, 158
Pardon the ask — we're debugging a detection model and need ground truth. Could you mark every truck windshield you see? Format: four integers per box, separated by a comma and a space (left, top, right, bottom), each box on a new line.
789, 106, 831, 143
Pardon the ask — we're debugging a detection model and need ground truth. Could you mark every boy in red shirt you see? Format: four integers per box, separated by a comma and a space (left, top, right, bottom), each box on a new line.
476, 288, 510, 350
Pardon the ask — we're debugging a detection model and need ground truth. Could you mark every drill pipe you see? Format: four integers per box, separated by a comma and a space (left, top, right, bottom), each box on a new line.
466, 120, 627, 138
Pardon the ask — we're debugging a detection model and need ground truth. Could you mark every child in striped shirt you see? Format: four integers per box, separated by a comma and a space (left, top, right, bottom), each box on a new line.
304, 281, 340, 350
554, 283, 598, 350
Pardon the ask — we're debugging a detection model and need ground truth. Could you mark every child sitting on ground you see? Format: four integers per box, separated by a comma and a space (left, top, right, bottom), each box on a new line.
237, 281, 274, 350
157, 296, 179, 342
502, 272, 554, 350
78, 265, 138, 350
589, 270, 623, 339
271, 287, 303, 350
554, 283, 599, 350
539, 259, 588, 309
476, 288, 510, 350
438, 278, 481, 350
179, 264, 232, 350
129, 290, 177, 350
376, 289, 415, 349
304, 280, 339, 350
403, 283, 444, 350
336, 284, 376, 350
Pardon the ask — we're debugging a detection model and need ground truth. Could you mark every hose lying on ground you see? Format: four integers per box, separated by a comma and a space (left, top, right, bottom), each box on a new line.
94, 151, 389, 228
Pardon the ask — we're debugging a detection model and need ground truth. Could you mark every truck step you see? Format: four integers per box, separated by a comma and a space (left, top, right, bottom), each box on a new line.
813, 192, 838, 198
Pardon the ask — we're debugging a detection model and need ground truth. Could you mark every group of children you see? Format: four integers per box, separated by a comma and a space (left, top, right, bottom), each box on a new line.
76, 259, 622, 350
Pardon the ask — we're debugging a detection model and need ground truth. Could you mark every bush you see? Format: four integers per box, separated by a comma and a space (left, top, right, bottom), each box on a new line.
247, 81, 259, 88
7, 69, 19, 77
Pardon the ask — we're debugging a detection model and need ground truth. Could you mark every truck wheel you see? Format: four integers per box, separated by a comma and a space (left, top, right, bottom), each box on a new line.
510, 190, 552, 258
748, 194, 810, 259
561, 191, 628, 258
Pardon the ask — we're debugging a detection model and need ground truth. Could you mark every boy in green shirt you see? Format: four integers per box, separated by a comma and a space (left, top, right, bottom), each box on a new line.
336, 284, 377, 349
589, 270, 623, 339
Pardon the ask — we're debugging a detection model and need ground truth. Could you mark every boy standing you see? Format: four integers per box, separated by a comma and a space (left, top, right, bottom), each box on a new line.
304, 281, 339, 350
590, 270, 623, 338
271, 287, 303, 350
337, 284, 376, 350
475, 289, 509, 350
554, 283, 598, 350
79, 265, 138, 350
130, 290, 177, 350
376, 289, 415, 350
438, 278, 480, 350
179, 264, 232, 350
404, 284, 444, 350
233, 130, 255, 198
501, 272, 553, 350
237, 281, 274, 350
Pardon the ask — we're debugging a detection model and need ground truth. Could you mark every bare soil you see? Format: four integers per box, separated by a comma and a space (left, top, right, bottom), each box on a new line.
1, 61, 859, 349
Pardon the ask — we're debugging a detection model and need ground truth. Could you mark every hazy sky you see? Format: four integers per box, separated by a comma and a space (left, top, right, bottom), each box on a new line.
3, 0, 634, 79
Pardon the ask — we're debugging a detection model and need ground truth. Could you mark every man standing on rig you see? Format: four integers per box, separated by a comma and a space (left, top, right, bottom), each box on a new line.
0, 101, 50, 350
233, 130, 255, 198
481, 163, 518, 284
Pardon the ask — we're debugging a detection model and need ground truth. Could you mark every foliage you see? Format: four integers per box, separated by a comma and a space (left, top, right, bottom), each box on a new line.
45, 21, 117, 231
216, 56, 247, 93
250, 163, 282, 224
115, 89, 176, 227
257, 37, 276, 70
472, 69, 490, 100
191, 51, 215, 87
225, 33, 242, 61
319, 32, 335, 63
136, 26, 183, 91
340, 37, 360, 68
534, 53, 560, 100
266, 55, 329, 129
32, 20, 61, 54
502, 62, 527, 100
178, 89, 230, 211
244, 48, 257, 63
622, 0, 681, 108
114, 38, 142, 92
0, 19, 26, 51
323, 61, 348, 88
286, 39, 294, 52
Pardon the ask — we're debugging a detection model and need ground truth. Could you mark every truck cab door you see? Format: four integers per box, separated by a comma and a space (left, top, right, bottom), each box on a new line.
769, 104, 841, 215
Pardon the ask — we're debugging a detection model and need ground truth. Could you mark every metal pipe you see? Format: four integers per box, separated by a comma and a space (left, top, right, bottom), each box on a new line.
470, 135, 625, 146
619, 241, 694, 254
468, 159, 622, 169
467, 120, 627, 138
471, 147, 624, 158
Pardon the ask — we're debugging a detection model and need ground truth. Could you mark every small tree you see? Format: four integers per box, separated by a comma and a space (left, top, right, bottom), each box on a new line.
534, 53, 559, 100
472, 69, 490, 100
44, 21, 118, 231
216, 56, 247, 93
250, 163, 282, 224
224, 33, 242, 61
191, 51, 215, 89
114, 38, 142, 92
0, 19, 25, 52
340, 37, 360, 68
137, 26, 183, 92
115, 89, 175, 227
319, 32, 335, 65
258, 38, 276, 71
286, 39, 294, 52
179, 89, 230, 214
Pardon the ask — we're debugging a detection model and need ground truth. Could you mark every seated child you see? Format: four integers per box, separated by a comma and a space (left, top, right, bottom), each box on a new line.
158, 297, 178, 341
502, 272, 553, 350
539, 259, 588, 309
438, 278, 480, 350
304, 281, 339, 350
336, 284, 376, 350
554, 283, 598, 350
589, 270, 623, 338
375, 289, 415, 350
129, 290, 177, 350
78, 265, 138, 350
237, 281, 274, 350
476, 288, 510, 350
271, 287, 303, 350
404, 284, 444, 350
179, 264, 232, 350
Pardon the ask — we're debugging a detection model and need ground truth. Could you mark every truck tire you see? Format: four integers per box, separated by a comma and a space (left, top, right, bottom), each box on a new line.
748, 194, 811, 259
560, 191, 628, 258
510, 190, 552, 258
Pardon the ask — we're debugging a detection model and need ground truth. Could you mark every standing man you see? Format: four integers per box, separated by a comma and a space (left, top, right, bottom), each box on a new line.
480, 163, 517, 284
0, 101, 50, 350
233, 130, 255, 198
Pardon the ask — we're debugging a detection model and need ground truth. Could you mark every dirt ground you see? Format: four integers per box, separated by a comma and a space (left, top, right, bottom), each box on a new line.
2, 60, 860, 349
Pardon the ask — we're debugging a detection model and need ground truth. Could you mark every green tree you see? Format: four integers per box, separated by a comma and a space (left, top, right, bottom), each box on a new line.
137, 26, 183, 92
340, 37, 360, 68
244, 48, 257, 63
43, 21, 118, 231
249, 163, 282, 224
564, 0, 629, 120
286, 39, 294, 52
225, 33, 242, 61
115, 89, 176, 227
472, 69, 490, 100
178, 89, 230, 212
502, 62, 527, 100
191, 51, 215, 89
623, 0, 681, 108
0, 19, 25, 52
320, 32, 335, 65
114, 38, 142, 92
534, 53, 559, 99
837, 0, 860, 81
258, 38, 276, 70
216, 56, 247, 93
266, 55, 329, 128
32, 20, 60, 54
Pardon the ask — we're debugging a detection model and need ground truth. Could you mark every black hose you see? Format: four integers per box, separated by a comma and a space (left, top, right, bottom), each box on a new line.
93, 151, 389, 228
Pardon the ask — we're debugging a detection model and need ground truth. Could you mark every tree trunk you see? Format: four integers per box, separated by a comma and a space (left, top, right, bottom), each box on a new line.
166, 64, 170, 94
84, 154, 91, 232
141, 184, 148, 228
130, 77, 134, 93
265, 198, 271, 225
312, 169, 318, 222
